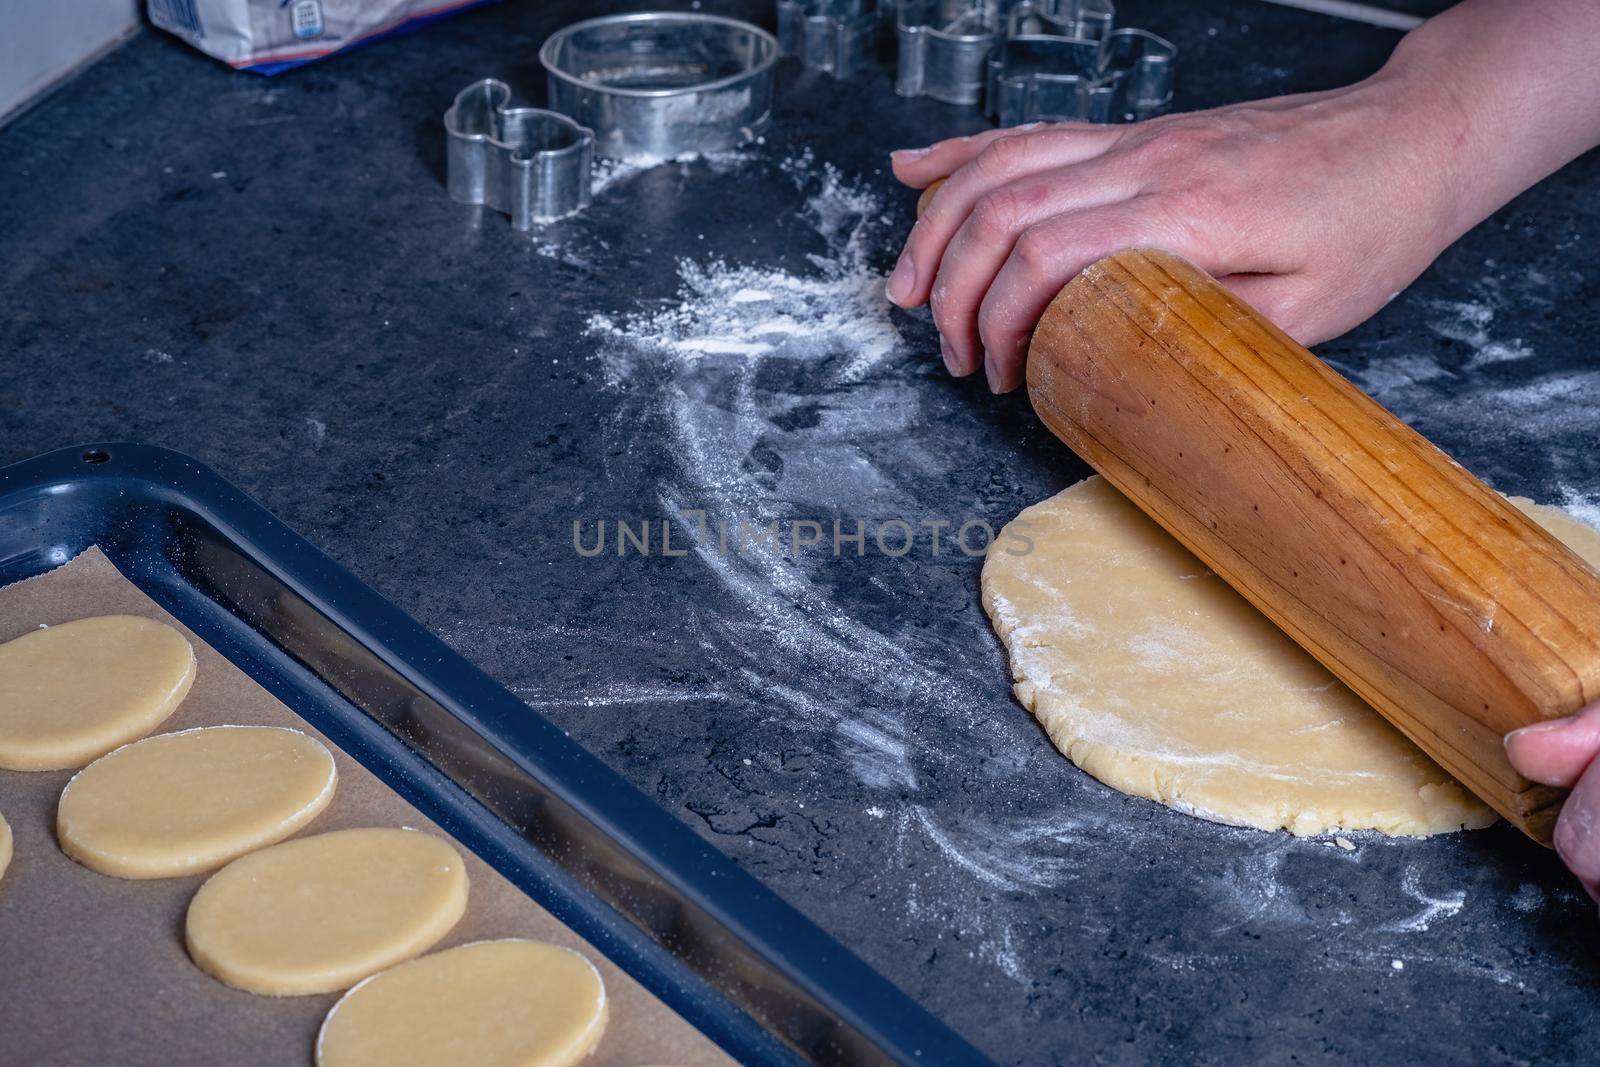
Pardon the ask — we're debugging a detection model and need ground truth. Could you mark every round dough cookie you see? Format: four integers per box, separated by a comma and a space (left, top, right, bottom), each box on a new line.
58, 726, 337, 879
0, 810, 12, 884
317, 940, 607, 1067
0, 615, 196, 771
186, 827, 468, 996
980, 476, 1600, 836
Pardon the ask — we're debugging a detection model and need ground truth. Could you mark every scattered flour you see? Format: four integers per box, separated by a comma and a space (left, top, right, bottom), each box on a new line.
590, 148, 754, 197
1558, 486, 1600, 531
587, 161, 903, 384
1383, 866, 1467, 933
1424, 298, 1534, 367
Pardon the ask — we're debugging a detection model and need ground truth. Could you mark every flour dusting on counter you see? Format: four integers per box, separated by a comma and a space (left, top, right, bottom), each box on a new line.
587, 159, 902, 384
590, 147, 755, 197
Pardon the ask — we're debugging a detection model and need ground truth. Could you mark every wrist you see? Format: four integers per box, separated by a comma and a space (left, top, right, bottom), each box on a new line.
1355, 55, 1487, 250
1372, 0, 1600, 237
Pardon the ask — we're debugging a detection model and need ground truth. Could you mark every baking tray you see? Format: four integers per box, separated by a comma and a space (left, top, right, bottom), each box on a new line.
0, 442, 990, 1067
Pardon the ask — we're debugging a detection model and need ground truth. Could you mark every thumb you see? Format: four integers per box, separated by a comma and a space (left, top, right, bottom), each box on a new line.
1504, 702, 1600, 788
1214, 272, 1315, 343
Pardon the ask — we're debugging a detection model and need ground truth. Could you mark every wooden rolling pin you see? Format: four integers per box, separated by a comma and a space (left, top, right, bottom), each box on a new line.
1025, 249, 1600, 843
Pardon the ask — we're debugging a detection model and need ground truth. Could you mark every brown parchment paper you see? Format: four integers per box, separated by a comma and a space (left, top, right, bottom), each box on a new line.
0, 548, 734, 1067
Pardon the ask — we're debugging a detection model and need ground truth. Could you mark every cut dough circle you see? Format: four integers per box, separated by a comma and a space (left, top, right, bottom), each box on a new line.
316, 940, 608, 1067
57, 726, 337, 879
186, 827, 468, 996
982, 476, 1600, 837
0, 615, 196, 771
0, 810, 12, 884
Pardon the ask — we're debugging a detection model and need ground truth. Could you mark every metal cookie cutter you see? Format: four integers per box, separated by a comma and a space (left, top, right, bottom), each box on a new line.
777, 0, 886, 76
985, 34, 1109, 126
1007, 0, 1114, 41
895, 0, 1005, 106
1103, 27, 1177, 120
540, 12, 780, 162
984, 25, 1175, 125
444, 79, 594, 230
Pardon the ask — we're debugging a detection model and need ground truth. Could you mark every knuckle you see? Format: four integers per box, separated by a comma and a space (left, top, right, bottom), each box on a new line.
1146, 192, 1208, 248
1126, 121, 1213, 167
929, 280, 964, 333
974, 133, 1032, 178
978, 301, 1026, 356
969, 190, 1022, 239
1170, 179, 1229, 221
1012, 227, 1058, 275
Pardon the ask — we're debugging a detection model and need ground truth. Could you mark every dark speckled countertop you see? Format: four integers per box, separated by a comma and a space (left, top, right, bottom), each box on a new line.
3, 1, 1599, 1063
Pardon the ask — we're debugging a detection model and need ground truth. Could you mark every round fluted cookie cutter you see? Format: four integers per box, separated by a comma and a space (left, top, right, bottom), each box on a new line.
540, 12, 780, 162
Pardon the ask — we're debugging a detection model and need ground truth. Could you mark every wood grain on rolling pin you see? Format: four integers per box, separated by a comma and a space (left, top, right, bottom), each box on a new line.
1026, 249, 1600, 843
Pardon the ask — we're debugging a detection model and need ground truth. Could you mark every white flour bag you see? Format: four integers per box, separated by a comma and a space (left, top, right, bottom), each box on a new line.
148, 0, 490, 74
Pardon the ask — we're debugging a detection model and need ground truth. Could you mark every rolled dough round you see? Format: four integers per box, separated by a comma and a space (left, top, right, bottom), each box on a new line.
316, 940, 608, 1067
186, 827, 468, 996
57, 726, 337, 879
0, 615, 196, 771
983, 476, 1600, 837
0, 810, 12, 884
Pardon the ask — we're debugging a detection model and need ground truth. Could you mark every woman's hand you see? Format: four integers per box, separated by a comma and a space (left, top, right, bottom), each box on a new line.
887, 0, 1600, 393
887, 79, 1465, 392
1506, 706, 1600, 903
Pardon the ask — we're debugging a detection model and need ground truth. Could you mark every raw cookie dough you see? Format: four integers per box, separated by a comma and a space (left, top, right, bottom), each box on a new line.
57, 726, 337, 879
186, 827, 468, 995
316, 940, 608, 1067
983, 476, 1600, 836
0, 615, 196, 771
0, 810, 11, 883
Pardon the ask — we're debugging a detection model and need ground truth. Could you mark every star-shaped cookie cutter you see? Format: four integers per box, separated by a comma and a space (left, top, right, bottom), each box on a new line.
444, 78, 595, 230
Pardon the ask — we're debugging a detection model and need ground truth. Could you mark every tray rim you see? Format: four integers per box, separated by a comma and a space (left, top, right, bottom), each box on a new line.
0, 441, 991, 1067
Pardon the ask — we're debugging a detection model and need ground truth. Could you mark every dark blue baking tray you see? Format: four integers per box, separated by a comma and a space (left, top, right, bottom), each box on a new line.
0, 442, 989, 1067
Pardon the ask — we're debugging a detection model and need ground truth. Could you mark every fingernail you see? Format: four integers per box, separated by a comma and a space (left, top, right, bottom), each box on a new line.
887, 252, 916, 306
892, 146, 932, 161
1505, 716, 1576, 748
939, 336, 959, 374
984, 352, 1002, 393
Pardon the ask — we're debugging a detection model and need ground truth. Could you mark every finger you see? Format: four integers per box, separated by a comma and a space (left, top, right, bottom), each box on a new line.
887, 124, 1125, 308
1554, 752, 1600, 903
976, 198, 1213, 393
929, 164, 1142, 376
1222, 269, 1400, 349
1505, 703, 1600, 788
889, 91, 1330, 190
1215, 272, 1319, 339
1216, 272, 1290, 314
891, 126, 1037, 188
